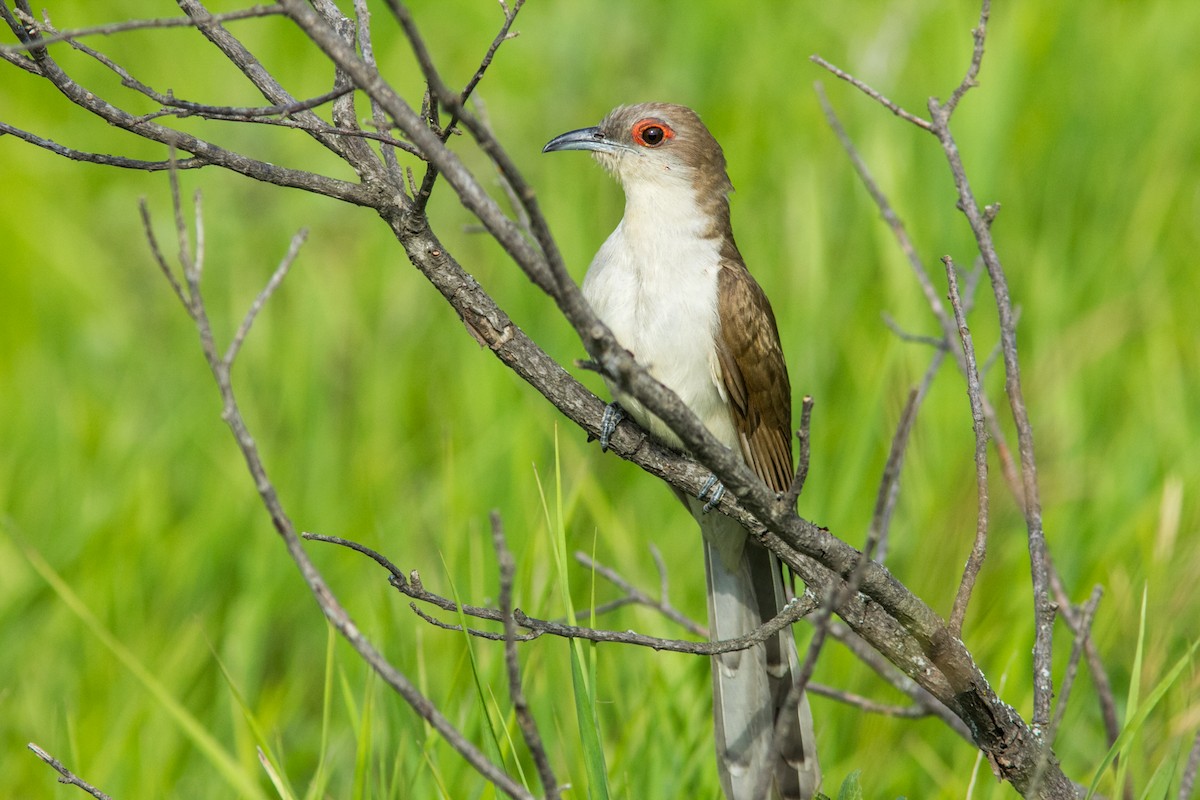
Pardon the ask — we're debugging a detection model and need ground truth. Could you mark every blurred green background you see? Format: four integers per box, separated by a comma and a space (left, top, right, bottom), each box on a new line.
2, 1, 1198, 797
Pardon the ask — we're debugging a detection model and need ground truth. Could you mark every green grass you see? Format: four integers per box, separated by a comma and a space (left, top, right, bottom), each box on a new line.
2, 1, 1199, 798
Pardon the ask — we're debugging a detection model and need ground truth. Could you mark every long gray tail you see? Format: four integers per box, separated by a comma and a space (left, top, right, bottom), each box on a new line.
699, 505, 820, 800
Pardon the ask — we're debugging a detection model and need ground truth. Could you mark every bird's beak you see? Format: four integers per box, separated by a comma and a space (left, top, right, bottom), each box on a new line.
542, 126, 633, 155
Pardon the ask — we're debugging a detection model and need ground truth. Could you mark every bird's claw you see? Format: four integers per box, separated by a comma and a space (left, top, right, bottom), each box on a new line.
598, 403, 624, 452
698, 474, 726, 512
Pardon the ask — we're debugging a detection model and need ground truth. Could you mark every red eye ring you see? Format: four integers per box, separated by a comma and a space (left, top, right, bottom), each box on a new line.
632, 119, 674, 148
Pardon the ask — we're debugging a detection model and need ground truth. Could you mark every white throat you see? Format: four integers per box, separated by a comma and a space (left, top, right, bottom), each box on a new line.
581, 172, 736, 451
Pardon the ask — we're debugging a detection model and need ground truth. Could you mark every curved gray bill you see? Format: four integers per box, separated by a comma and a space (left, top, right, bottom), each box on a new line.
542, 126, 632, 155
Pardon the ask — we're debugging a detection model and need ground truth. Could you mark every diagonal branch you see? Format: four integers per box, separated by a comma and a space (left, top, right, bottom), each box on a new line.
142, 165, 533, 800
306, 531, 818, 656
27, 744, 112, 800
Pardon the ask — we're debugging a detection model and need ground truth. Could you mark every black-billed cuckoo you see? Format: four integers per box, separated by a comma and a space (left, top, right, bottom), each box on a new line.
544, 103, 820, 800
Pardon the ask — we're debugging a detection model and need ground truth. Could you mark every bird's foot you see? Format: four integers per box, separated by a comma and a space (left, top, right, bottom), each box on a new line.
597, 402, 625, 452
698, 474, 726, 512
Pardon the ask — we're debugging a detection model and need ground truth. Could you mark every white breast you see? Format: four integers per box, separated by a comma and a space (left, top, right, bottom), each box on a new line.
582, 180, 736, 452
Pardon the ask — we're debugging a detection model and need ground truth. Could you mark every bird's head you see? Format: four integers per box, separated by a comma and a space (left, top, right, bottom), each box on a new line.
543, 103, 733, 197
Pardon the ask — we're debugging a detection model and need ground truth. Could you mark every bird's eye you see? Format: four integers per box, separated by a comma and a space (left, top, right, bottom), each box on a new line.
632, 119, 673, 148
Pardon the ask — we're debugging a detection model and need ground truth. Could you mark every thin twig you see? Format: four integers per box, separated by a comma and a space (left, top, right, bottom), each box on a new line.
817, 80, 1023, 508
782, 395, 815, 509
352, 0, 404, 184
27, 744, 112, 800
491, 513, 560, 798
575, 550, 707, 638
827, 622, 973, 743
946, 255, 990, 635
143, 166, 533, 799
868, 387, 921, 562
308, 531, 816, 656
1049, 587, 1102, 736
176, 0, 361, 165
943, 0, 991, 116
224, 229, 307, 365
881, 313, 947, 350
809, 56, 934, 132
134, 86, 354, 124
805, 684, 934, 720
389, 0, 525, 211
1029, 586, 1102, 796
926, 0, 1056, 731
2, 4, 284, 52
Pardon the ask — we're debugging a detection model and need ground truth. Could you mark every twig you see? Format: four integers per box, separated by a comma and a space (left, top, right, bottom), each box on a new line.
817, 80, 1024, 509
868, 387, 921, 563
943, 0, 991, 116
176, 0, 373, 168
143, 166, 533, 799
810, 3, 1069, 788
1047, 566, 1122, 757
225, 228, 307, 365
307, 531, 815, 655
809, 56, 934, 132
133, 86, 354, 124
388, 0, 525, 211
881, 313, 947, 350
0, 122, 210, 170
352, 0, 404, 184
805, 684, 935, 720
2, 4, 284, 51
27, 744, 112, 800
1049, 587, 1101, 736
575, 550, 707, 638
827, 622, 973, 743
927, 0, 1057, 732
4, 6, 375, 204
945, 255, 990, 635
1029, 585, 1101, 796
491, 512, 560, 798
782, 395, 815, 509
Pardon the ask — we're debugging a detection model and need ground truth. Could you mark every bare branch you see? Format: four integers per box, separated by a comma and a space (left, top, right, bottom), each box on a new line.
782, 395, 815, 509
176, 0, 376, 167
352, 0, 404, 183
868, 387, 920, 562
2, 4, 284, 52
224, 228, 307, 365
387, 0, 525, 211
6, 8, 376, 204
828, 622, 973, 743
491, 513, 560, 798
575, 550, 708, 638
0, 121, 208, 170
945, 255, 990, 636
817, 82, 1025, 509
805, 683, 936, 720
27, 744, 112, 800
810, 56, 933, 132
143, 170, 533, 799
1028, 585, 1102, 796
943, 0, 992, 116
307, 531, 817, 656
926, 27, 1057, 736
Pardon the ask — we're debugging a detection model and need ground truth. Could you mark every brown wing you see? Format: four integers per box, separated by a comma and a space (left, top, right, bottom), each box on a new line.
715, 260, 794, 494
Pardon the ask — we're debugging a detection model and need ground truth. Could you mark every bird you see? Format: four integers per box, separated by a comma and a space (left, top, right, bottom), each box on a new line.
543, 103, 820, 800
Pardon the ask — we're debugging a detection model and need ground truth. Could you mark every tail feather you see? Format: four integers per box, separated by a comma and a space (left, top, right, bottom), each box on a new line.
696, 501, 820, 800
